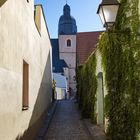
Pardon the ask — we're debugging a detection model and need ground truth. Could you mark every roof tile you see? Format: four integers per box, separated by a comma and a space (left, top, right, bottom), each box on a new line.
77, 31, 103, 65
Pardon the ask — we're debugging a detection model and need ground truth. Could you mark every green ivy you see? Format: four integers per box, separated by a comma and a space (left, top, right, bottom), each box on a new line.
77, 54, 97, 122
98, 0, 140, 139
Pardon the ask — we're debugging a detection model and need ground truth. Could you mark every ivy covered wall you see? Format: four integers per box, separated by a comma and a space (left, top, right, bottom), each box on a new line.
77, 0, 140, 139
77, 54, 97, 122
98, 0, 140, 139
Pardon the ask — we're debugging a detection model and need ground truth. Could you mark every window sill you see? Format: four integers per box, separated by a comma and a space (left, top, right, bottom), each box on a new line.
22, 106, 29, 111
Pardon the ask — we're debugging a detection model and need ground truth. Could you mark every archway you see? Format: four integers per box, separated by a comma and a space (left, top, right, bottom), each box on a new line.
97, 72, 104, 125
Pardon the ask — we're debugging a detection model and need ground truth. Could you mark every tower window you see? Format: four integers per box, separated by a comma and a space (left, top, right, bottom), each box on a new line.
22, 60, 29, 111
67, 39, 71, 47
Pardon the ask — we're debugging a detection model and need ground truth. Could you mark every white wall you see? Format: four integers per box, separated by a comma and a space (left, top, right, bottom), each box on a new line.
59, 35, 76, 53
59, 34, 77, 94
56, 87, 66, 100
63, 67, 69, 87
0, 1, 52, 140
60, 53, 76, 68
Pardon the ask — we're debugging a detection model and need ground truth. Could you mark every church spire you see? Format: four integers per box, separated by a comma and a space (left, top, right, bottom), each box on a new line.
58, 3, 77, 35
63, 3, 70, 16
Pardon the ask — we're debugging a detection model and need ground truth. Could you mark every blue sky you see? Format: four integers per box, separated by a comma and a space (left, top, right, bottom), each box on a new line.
34, 0, 104, 38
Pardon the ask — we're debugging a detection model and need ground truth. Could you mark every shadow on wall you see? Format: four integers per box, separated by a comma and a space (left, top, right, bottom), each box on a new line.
16, 53, 52, 140
0, 0, 7, 7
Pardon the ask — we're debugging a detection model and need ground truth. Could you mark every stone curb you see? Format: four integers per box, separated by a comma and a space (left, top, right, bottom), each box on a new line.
83, 119, 107, 140
36, 100, 58, 140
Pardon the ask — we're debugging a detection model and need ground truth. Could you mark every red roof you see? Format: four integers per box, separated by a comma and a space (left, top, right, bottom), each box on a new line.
77, 31, 103, 65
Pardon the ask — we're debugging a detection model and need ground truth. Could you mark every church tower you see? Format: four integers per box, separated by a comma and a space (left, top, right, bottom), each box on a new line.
58, 4, 77, 96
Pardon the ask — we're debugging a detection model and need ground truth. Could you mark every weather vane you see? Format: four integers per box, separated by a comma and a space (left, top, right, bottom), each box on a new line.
66, 0, 67, 4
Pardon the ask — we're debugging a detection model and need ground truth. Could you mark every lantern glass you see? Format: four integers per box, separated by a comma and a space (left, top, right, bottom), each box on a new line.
102, 5, 119, 27
98, 6, 106, 27
97, 0, 120, 28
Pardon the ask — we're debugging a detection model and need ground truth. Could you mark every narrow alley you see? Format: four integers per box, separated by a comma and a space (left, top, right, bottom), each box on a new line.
45, 100, 92, 140
1, 1, 140, 140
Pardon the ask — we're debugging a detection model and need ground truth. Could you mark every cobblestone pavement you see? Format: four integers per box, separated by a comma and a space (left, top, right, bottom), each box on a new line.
45, 100, 92, 140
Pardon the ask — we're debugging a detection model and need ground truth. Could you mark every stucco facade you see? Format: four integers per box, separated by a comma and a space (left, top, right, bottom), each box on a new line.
63, 67, 70, 98
0, 1, 52, 140
56, 87, 65, 100
59, 35, 77, 94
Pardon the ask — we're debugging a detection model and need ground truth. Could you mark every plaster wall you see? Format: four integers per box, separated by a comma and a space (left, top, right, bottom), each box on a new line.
60, 53, 76, 68
59, 35, 76, 53
70, 83, 77, 93
69, 68, 76, 92
69, 68, 76, 84
95, 50, 108, 97
56, 87, 65, 100
63, 68, 69, 88
0, 1, 52, 140
59, 35, 76, 94
95, 49, 108, 130
63, 68, 69, 82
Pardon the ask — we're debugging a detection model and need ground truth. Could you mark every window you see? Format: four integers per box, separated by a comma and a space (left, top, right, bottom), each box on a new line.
22, 60, 29, 111
67, 39, 71, 47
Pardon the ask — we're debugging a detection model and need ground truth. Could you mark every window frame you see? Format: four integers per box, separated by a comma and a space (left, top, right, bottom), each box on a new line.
67, 39, 71, 47
22, 60, 29, 111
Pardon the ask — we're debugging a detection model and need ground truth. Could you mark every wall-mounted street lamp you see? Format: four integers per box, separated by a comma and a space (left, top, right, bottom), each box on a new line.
97, 1, 121, 135
97, 0, 120, 29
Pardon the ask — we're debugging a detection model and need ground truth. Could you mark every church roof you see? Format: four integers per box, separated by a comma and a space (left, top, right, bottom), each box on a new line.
77, 31, 103, 65
58, 4, 77, 35
51, 39, 68, 73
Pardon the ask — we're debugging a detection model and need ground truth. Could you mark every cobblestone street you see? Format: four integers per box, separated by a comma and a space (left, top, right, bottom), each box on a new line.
45, 100, 92, 140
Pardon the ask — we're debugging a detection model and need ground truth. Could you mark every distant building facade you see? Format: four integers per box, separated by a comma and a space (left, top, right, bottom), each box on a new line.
53, 73, 67, 100
51, 4, 102, 98
0, 1, 52, 140
51, 4, 77, 98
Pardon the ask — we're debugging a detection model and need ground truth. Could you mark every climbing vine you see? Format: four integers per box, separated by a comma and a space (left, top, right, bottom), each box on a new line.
98, 0, 140, 139
77, 54, 97, 122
